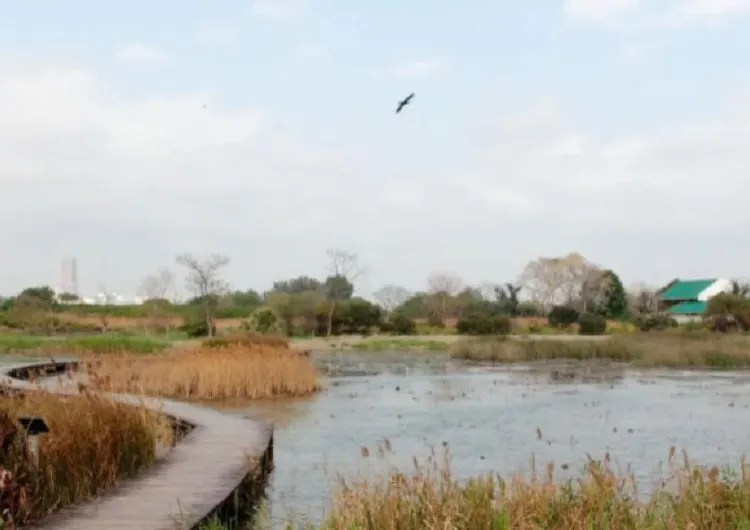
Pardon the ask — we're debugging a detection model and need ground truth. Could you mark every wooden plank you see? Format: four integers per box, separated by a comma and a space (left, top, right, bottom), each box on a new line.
1, 361, 273, 530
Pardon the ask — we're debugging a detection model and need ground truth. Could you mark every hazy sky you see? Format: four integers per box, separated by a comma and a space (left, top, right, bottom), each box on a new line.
3, 0, 750, 298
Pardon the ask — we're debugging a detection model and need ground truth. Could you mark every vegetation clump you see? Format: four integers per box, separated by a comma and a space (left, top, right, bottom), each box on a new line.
456, 313, 511, 336
450, 332, 750, 369
309, 445, 750, 530
577, 312, 607, 335
547, 305, 580, 329
86, 342, 320, 400
0, 389, 170, 527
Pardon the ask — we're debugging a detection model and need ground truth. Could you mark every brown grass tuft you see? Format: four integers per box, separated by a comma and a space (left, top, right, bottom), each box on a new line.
0, 389, 170, 527
450, 332, 750, 369
85, 343, 320, 401
311, 446, 750, 530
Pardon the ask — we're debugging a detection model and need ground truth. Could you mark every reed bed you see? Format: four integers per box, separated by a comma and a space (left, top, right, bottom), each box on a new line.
0, 388, 171, 527
450, 332, 750, 369
308, 444, 750, 530
85, 343, 320, 401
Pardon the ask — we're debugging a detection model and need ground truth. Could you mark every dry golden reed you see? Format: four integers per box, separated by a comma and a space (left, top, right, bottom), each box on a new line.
450, 332, 750, 369
0, 388, 170, 527
85, 342, 320, 401
311, 444, 750, 530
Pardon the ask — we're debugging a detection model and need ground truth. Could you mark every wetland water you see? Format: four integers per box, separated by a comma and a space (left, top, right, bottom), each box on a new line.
227, 350, 750, 527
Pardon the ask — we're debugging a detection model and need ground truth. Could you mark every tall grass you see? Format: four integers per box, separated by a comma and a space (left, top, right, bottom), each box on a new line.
0, 388, 171, 527
0, 333, 169, 355
85, 343, 320, 400
306, 444, 750, 530
356, 339, 450, 352
450, 332, 750, 369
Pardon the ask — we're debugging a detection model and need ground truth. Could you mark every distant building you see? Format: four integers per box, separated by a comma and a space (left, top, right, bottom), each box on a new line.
656, 278, 732, 323
60, 258, 79, 296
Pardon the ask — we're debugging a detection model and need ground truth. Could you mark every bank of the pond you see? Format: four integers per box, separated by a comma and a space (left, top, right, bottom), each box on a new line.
451, 332, 750, 369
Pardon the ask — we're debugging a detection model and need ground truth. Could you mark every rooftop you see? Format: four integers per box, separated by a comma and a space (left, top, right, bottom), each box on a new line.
666, 300, 707, 315
658, 279, 716, 302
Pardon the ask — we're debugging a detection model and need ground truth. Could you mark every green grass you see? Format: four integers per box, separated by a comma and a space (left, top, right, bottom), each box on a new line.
0, 333, 170, 355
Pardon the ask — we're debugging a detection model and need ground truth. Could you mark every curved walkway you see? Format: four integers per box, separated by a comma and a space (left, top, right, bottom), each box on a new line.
1, 361, 274, 530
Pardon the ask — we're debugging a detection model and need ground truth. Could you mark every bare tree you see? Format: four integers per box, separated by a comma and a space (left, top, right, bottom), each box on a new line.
628, 282, 659, 314
479, 282, 501, 301
373, 285, 410, 315
139, 268, 176, 334
518, 253, 602, 314
427, 272, 463, 324
517, 258, 567, 313
325, 248, 365, 336
175, 253, 230, 337
139, 268, 175, 301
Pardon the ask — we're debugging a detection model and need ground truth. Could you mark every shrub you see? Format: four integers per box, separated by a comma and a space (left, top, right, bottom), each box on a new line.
547, 306, 579, 328
179, 313, 215, 338
456, 313, 511, 335
635, 312, 678, 332
426, 312, 445, 329
242, 307, 283, 335
383, 314, 417, 335
706, 313, 740, 333
578, 312, 607, 335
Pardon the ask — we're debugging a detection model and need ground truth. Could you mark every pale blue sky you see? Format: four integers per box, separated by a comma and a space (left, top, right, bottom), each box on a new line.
2, 0, 750, 298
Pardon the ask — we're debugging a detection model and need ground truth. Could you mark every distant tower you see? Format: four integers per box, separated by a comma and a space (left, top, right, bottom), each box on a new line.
60, 258, 79, 296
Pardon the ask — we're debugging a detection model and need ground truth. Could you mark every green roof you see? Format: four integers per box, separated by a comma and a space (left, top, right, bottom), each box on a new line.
667, 301, 707, 315
658, 279, 716, 301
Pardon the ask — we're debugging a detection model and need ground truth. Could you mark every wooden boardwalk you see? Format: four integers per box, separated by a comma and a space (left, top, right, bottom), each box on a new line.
1, 361, 274, 530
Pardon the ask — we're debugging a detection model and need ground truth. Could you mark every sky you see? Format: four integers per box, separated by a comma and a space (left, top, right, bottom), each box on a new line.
2, 0, 750, 298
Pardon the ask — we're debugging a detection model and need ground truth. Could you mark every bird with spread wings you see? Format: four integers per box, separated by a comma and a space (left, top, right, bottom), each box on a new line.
395, 92, 415, 113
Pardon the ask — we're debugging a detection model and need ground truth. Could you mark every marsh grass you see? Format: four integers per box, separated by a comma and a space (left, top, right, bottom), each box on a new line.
85, 343, 320, 401
203, 332, 291, 350
0, 333, 169, 355
0, 388, 171, 527
356, 339, 450, 352
301, 443, 750, 530
450, 332, 750, 369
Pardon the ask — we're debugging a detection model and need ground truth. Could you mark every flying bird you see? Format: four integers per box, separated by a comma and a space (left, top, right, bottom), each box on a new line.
395, 92, 415, 113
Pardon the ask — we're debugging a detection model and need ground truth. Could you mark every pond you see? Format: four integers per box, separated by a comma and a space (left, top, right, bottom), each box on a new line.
223, 350, 750, 528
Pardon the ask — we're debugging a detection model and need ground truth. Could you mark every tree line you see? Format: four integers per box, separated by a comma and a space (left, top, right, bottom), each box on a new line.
2, 250, 749, 337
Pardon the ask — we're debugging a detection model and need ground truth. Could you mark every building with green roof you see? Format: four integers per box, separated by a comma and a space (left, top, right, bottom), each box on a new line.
656, 278, 732, 322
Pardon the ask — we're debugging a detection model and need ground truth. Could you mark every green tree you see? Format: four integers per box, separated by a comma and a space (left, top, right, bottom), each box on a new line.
393, 293, 429, 319
269, 276, 323, 295
58, 292, 80, 302
494, 283, 522, 316
6, 289, 59, 334
19, 286, 58, 306
230, 289, 263, 308
600, 270, 628, 318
